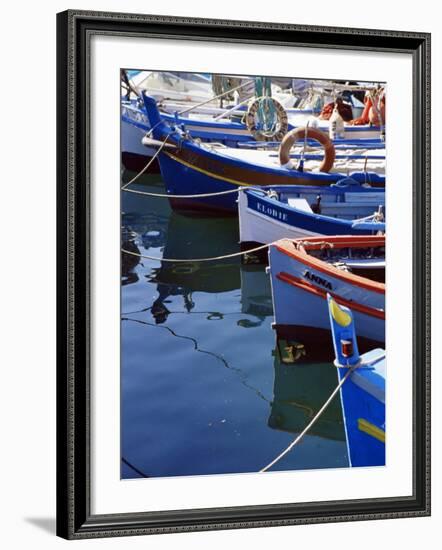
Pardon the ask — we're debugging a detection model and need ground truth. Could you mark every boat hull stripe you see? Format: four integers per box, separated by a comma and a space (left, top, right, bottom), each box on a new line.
276, 271, 385, 320
275, 243, 385, 295
357, 418, 386, 443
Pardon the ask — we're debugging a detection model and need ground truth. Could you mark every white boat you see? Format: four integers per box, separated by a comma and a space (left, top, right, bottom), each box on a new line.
129, 71, 214, 103
239, 184, 385, 247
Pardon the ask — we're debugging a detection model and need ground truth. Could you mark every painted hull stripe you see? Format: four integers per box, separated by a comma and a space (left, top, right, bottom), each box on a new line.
164, 150, 253, 187
358, 418, 386, 443
276, 271, 385, 320
162, 150, 358, 189
275, 242, 385, 295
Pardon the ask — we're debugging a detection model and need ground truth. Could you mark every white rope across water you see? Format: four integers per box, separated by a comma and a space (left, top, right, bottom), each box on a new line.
121, 135, 171, 189
259, 364, 358, 472
122, 185, 265, 199
122, 240, 279, 263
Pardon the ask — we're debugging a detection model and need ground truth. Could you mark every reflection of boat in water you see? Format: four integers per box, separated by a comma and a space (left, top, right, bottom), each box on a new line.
240, 265, 273, 319
146, 212, 241, 323
149, 211, 240, 293
121, 230, 140, 286
121, 176, 172, 289
268, 344, 345, 442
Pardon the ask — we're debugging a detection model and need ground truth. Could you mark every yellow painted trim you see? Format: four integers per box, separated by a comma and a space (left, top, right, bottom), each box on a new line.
329, 297, 352, 327
358, 418, 385, 443
164, 151, 254, 187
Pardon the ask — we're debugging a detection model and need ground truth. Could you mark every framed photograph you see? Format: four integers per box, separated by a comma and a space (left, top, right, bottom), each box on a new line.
56, 10, 430, 539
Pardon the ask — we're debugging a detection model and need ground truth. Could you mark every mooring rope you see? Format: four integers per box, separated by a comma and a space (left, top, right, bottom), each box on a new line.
121, 135, 170, 189
123, 186, 242, 199
122, 240, 277, 263
122, 184, 265, 199
259, 364, 358, 472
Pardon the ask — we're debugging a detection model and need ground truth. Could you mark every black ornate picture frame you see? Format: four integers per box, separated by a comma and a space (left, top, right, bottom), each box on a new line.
56, 10, 430, 539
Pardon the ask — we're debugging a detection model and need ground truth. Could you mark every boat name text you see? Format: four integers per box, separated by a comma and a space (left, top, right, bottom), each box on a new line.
256, 202, 288, 222
304, 270, 333, 290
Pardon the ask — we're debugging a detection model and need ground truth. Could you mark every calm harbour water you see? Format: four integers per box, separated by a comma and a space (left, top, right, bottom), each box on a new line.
121, 171, 348, 479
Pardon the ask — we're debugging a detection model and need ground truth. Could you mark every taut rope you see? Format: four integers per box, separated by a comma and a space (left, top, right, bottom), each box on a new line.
260, 364, 358, 472
121, 240, 279, 263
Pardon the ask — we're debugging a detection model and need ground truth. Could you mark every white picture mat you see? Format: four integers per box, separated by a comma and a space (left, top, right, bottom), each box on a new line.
91, 35, 413, 515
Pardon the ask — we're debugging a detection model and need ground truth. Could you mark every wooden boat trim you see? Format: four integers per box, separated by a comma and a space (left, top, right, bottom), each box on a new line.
275, 236, 385, 294
294, 235, 385, 249
276, 272, 385, 320
163, 150, 253, 187
161, 139, 385, 188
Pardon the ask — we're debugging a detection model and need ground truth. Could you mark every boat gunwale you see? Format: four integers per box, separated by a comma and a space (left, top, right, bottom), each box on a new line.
163, 133, 385, 185
245, 187, 386, 231
274, 235, 385, 294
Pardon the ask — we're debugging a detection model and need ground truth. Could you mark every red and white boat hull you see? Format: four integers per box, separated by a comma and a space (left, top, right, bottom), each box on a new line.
269, 238, 385, 343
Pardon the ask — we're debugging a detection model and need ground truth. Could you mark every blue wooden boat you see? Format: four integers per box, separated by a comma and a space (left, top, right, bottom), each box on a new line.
141, 93, 386, 214
122, 93, 384, 173
239, 183, 385, 247
122, 97, 257, 151
327, 294, 385, 467
123, 93, 382, 146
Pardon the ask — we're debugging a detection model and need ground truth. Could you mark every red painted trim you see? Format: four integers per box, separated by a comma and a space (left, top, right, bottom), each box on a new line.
275, 236, 385, 295
290, 235, 385, 249
276, 272, 385, 320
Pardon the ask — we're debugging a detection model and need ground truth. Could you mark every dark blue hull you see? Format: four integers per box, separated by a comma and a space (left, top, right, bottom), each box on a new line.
142, 93, 386, 214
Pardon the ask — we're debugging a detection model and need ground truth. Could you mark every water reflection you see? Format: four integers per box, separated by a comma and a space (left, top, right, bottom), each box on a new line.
122, 187, 243, 319
269, 343, 345, 442
121, 172, 347, 478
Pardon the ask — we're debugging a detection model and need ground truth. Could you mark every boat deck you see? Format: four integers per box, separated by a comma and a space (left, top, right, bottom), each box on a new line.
203, 142, 386, 176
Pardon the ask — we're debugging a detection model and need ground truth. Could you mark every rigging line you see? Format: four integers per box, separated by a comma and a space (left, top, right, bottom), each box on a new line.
122, 316, 270, 404
121, 457, 150, 478
260, 364, 357, 472
177, 81, 251, 115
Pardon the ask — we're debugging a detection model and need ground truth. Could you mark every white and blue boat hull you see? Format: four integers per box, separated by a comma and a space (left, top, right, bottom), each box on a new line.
239, 187, 385, 246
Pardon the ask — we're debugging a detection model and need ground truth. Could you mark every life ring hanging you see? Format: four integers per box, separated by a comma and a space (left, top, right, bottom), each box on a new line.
246, 97, 288, 141
279, 127, 336, 173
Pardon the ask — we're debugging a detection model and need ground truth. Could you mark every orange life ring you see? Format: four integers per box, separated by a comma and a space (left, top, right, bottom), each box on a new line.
279, 127, 336, 173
